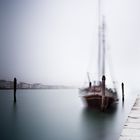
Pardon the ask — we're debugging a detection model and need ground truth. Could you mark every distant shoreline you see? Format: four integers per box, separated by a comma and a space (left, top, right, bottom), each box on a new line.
0, 80, 77, 90
0, 87, 77, 90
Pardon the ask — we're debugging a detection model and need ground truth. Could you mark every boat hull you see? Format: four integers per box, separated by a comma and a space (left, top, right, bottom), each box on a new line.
82, 94, 116, 110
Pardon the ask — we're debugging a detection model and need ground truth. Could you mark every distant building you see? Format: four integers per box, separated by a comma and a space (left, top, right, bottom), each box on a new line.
0, 80, 13, 89
18, 82, 32, 89
32, 83, 42, 89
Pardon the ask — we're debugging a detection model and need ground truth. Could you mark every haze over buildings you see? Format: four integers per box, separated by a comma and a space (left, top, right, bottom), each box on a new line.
0, 0, 140, 90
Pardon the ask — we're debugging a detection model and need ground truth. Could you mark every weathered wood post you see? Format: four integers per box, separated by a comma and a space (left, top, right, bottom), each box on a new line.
87, 72, 92, 88
89, 82, 92, 88
101, 75, 106, 111
14, 78, 17, 102
122, 82, 124, 102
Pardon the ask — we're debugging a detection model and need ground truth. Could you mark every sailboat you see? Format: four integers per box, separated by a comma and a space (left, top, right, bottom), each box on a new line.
80, 0, 118, 111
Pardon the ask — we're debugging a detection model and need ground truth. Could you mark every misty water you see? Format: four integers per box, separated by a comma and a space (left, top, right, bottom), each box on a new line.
0, 89, 138, 140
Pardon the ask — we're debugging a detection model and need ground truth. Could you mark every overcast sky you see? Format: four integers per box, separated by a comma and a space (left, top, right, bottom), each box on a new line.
0, 0, 140, 90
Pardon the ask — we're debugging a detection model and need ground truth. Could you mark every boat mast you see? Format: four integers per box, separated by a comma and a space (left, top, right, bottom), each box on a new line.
98, 0, 101, 81
102, 17, 105, 76
98, 0, 105, 80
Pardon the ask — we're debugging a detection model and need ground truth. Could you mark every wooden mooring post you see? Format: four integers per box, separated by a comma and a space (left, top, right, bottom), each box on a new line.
14, 78, 17, 102
122, 82, 124, 102
101, 75, 106, 111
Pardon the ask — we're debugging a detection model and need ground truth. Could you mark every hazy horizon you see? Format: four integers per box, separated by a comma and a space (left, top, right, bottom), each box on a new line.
1, 0, 140, 90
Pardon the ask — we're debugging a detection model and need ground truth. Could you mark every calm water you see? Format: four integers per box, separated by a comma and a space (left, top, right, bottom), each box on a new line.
0, 89, 137, 140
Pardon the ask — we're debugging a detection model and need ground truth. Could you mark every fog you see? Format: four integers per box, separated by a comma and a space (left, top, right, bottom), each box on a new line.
0, 0, 140, 91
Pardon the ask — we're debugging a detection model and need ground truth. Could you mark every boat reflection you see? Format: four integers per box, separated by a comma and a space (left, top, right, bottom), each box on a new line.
80, 103, 119, 140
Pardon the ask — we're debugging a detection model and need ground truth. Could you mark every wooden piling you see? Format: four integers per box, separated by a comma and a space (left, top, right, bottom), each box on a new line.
122, 82, 124, 102
14, 78, 17, 102
101, 75, 106, 111
89, 82, 92, 88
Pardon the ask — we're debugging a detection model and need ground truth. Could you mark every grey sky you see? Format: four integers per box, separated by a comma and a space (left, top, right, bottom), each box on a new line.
0, 0, 140, 90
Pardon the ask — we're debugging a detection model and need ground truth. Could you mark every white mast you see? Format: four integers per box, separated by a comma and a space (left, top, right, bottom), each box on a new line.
98, 0, 106, 80
102, 17, 105, 76
98, 0, 102, 80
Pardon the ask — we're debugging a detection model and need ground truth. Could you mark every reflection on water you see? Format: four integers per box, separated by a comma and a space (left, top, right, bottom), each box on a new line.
0, 89, 138, 140
81, 104, 118, 140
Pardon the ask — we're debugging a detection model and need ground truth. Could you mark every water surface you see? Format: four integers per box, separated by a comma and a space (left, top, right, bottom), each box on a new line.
0, 89, 137, 140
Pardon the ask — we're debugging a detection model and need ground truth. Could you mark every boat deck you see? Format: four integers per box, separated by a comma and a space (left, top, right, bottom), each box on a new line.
119, 95, 140, 140
81, 89, 116, 98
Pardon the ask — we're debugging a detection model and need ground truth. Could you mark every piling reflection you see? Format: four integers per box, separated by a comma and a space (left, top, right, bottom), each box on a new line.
10, 102, 18, 140
13, 102, 17, 114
